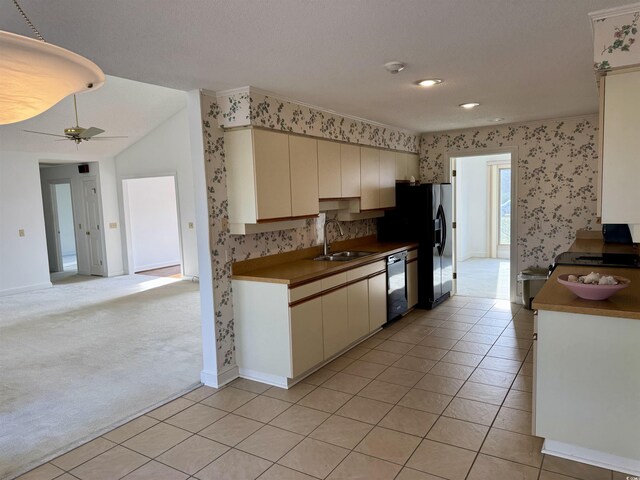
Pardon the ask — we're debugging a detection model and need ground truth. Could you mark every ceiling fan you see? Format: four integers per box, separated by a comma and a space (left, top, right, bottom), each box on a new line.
23, 95, 126, 144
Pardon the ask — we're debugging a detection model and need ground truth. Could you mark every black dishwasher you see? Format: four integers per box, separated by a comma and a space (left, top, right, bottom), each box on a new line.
387, 251, 408, 322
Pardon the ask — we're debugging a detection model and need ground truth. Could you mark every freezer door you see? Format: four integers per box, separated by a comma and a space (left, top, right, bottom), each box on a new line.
440, 184, 453, 295
432, 185, 442, 301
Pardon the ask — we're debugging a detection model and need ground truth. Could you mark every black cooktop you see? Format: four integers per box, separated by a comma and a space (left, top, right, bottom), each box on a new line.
554, 251, 640, 269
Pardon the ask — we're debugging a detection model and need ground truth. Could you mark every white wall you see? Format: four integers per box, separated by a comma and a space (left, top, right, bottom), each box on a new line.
124, 176, 181, 272
98, 158, 124, 276
115, 107, 197, 277
0, 154, 51, 295
456, 155, 506, 261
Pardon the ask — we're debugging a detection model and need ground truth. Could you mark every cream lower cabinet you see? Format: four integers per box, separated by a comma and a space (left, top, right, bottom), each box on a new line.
368, 272, 387, 331
407, 249, 418, 308
232, 258, 388, 387
290, 298, 324, 377
322, 287, 349, 359
347, 279, 370, 341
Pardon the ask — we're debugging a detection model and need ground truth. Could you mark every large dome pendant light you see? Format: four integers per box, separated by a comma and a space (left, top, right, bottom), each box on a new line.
0, 0, 104, 125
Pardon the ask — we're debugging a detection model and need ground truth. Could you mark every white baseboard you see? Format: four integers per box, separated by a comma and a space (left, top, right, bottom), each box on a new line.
201, 366, 239, 388
0, 281, 52, 297
543, 439, 640, 476
238, 368, 289, 388
107, 270, 125, 278
135, 261, 181, 272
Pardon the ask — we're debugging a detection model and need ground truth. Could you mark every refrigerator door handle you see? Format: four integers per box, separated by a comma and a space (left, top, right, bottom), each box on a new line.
436, 204, 446, 256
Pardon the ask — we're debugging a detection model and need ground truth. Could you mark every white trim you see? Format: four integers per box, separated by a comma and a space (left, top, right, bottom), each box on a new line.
543, 439, 640, 476
202, 366, 239, 388
134, 261, 180, 272
238, 368, 289, 389
0, 282, 52, 297
187, 90, 219, 383
589, 3, 640, 21
215, 86, 420, 136
446, 147, 518, 303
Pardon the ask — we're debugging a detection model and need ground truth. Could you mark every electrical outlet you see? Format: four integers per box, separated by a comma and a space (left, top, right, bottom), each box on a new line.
18, 229, 25, 237
109, 222, 118, 229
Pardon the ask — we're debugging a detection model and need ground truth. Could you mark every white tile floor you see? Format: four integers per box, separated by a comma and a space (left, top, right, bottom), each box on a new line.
16, 296, 634, 480
457, 258, 510, 300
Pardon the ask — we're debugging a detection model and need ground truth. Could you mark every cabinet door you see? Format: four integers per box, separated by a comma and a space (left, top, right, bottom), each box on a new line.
253, 129, 292, 220
395, 152, 407, 181
290, 298, 324, 377
360, 147, 380, 210
347, 279, 369, 343
318, 140, 342, 199
368, 272, 387, 332
379, 150, 396, 208
407, 153, 420, 181
407, 259, 418, 308
602, 70, 640, 224
322, 287, 349, 359
289, 135, 319, 217
340, 144, 361, 197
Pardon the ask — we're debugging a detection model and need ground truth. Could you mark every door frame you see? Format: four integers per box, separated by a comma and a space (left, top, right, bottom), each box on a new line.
119, 172, 184, 275
445, 147, 519, 303
48, 179, 77, 273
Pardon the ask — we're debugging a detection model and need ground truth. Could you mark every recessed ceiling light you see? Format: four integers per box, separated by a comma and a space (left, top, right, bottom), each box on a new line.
459, 102, 480, 109
417, 79, 443, 87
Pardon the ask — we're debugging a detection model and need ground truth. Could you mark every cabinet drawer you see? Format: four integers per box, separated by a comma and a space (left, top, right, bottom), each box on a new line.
322, 272, 347, 290
407, 249, 418, 261
289, 279, 323, 303
346, 260, 385, 282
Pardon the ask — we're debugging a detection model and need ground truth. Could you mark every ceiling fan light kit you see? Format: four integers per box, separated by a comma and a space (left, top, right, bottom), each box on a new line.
0, 1, 105, 125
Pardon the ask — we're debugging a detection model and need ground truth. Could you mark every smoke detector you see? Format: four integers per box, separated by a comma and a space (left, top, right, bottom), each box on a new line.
384, 61, 406, 74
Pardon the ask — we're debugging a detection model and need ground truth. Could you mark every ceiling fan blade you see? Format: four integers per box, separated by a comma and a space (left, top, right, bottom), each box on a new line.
23, 130, 68, 138
91, 135, 128, 139
79, 127, 105, 139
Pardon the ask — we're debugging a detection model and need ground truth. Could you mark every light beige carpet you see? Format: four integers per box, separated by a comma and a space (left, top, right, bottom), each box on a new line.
0, 274, 202, 480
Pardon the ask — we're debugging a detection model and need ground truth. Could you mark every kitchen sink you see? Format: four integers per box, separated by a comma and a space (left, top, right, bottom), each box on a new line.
313, 251, 374, 262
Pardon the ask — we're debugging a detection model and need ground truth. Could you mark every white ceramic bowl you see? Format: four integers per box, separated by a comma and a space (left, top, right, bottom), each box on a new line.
557, 274, 630, 301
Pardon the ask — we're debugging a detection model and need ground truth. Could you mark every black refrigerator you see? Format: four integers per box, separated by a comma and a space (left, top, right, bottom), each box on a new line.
378, 183, 453, 309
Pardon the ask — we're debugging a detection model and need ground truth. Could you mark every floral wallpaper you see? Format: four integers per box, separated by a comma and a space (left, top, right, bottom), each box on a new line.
217, 87, 419, 152
592, 8, 640, 71
200, 90, 405, 371
420, 116, 600, 274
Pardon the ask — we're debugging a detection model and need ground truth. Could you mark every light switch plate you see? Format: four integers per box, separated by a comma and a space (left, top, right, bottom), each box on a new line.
188, 222, 194, 229
18, 229, 25, 237
109, 222, 118, 229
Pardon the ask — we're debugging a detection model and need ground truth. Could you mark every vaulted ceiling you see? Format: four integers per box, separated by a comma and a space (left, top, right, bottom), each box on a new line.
0, 0, 631, 137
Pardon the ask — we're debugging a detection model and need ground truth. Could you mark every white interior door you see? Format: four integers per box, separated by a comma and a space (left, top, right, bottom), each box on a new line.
83, 179, 104, 276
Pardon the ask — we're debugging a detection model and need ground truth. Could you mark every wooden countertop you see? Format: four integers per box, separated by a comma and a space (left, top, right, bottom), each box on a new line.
569, 229, 639, 254
532, 265, 640, 319
231, 236, 418, 286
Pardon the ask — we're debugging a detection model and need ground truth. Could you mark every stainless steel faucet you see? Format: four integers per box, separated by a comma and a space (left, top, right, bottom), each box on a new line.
323, 219, 344, 256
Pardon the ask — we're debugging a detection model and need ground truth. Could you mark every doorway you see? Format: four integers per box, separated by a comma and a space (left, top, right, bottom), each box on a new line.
50, 181, 78, 272
122, 176, 183, 276
448, 150, 517, 302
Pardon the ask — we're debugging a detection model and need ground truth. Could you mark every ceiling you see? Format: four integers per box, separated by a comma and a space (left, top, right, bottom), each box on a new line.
0, 75, 186, 159
0, 0, 632, 134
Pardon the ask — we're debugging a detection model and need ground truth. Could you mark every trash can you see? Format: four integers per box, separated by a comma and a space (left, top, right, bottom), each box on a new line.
518, 268, 548, 309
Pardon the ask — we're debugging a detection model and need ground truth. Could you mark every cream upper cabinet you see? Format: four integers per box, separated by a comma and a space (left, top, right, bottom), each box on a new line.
368, 272, 387, 332
289, 135, 319, 217
225, 128, 291, 223
360, 147, 380, 210
395, 152, 419, 181
318, 140, 342, 199
379, 150, 396, 208
601, 69, 640, 224
253, 129, 292, 220
340, 144, 361, 197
